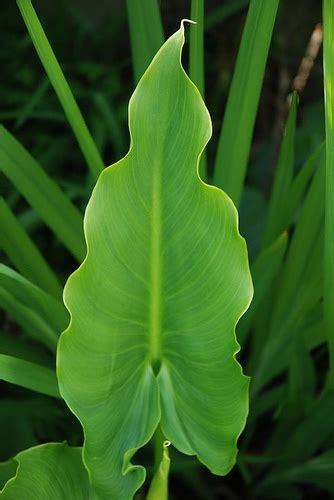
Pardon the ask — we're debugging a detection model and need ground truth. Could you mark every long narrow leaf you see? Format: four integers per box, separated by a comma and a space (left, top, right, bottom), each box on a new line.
0, 197, 61, 298
0, 354, 60, 398
0, 265, 68, 351
205, 0, 249, 30
126, 0, 164, 83
323, 0, 334, 388
284, 142, 324, 227
213, 0, 279, 205
189, 3, 207, 180
0, 329, 53, 367
16, 0, 104, 180
15, 77, 50, 129
262, 92, 297, 247
264, 450, 334, 494
190, 1, 205, 96
0, 126, 85, 261
250, 164, 325, 395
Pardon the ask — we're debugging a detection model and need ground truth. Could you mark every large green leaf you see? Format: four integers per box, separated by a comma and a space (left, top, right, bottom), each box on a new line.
0, 443, 90, 498
57, 23, 252, 499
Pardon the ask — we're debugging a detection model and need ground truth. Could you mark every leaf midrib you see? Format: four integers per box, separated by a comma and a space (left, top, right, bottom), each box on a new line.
149, 167, 162, 367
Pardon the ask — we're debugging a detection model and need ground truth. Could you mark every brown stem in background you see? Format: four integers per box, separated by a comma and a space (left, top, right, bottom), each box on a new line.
292, 23, 323, 94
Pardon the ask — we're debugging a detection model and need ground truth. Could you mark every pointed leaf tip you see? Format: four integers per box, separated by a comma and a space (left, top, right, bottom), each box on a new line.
58, 23, 252, 498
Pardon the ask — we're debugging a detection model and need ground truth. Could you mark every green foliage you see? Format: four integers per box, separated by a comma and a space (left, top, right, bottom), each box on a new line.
147, 441, 171, 500
323, 0, 334, 388
213, 0, 279, 205
126, 0, 164, 84
0, 443, 91, 498
0, 198, 61, 298
0, 126, 85, 261
57, 24, 252, 498
17, 0, 105, 181
0, 0, 332, 499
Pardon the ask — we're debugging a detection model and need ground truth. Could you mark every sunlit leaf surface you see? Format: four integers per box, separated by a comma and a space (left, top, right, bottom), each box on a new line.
0, 443, 90, 498
57, 23, 253, 499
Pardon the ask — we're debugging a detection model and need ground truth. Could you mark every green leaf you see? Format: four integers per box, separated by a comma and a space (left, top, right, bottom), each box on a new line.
250, 164, 324, 396
205, 0, 249, 30
93, 92, 127, 158
284, 142, 324, 230
126, 0, 164, 83
274, 450, 334, 494
257, 448, 334, 495
14, 76, 50, 129
262, 92, 297, 247
323, 0, 334, 388
0, 126, 85, 261
281, 391, 334, 465
0, 398, 62, 461
0, 443, 91, 498
0, 264, 68, 351
0, 354, 60, 399
0, 330, 53, 367
57, 23, 253, 498
0, 197, 61, 298
16, 0, 104, 180
213, 0, 279, 205
147, 441, 171, 500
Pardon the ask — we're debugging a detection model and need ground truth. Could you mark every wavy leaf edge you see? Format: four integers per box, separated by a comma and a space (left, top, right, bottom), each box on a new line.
57, 19, 253, 494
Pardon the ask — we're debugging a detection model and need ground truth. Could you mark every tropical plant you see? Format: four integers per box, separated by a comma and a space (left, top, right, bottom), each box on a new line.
0, 0, 333, 499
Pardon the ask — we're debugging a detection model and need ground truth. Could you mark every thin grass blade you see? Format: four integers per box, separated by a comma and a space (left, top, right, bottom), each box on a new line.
0, 126, 85, 261
126, 0, 164, 83
16, 0, 104, 180
0, 329, 53, 367
284, 142, 324, 227
0, 354, 60, 398
263, 92, 298, 247
250, 164, 325, 396
0, 198, 61, 298
189, 1, 207, 180
323, 0, 334, 389
205, 0, 249, 30
0, 265, 68, 351
213, 0, 279, 205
